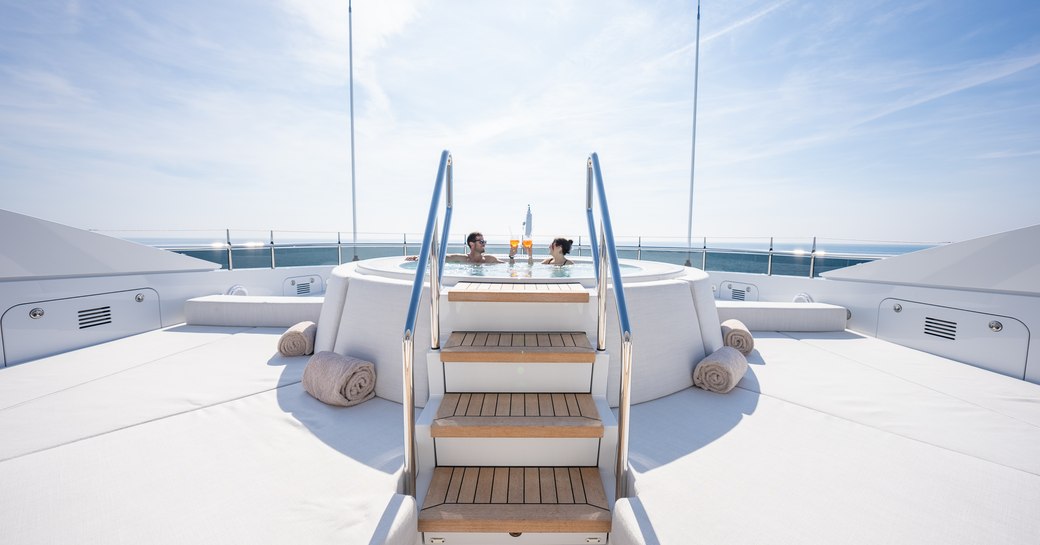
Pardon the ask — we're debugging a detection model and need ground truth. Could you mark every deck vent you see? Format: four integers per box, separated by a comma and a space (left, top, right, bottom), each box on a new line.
719, 281, 757, 302
923, 316, 956, 340
78, 306, 112, 329
282, 275, 324, 297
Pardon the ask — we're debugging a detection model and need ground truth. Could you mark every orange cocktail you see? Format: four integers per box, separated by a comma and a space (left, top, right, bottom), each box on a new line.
510, 238, 520, 253
522, 239, 533, 250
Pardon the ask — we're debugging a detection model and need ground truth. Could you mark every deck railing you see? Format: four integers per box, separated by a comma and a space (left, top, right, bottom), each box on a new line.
586, 153, 635, 500
147, 237, 895, 278
400, 150, 454, 498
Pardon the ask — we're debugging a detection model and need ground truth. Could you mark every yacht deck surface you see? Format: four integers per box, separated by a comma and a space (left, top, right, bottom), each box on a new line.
1, 325, 1038, 544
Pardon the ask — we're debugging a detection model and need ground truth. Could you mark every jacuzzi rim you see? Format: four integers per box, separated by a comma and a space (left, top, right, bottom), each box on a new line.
353, 255, 689, 286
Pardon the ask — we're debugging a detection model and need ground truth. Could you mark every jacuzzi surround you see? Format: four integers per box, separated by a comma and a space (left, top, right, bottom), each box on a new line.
355, 255, 687, 288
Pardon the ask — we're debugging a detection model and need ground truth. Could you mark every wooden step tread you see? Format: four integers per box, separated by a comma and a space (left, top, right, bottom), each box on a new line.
419, 466, 611, 533
432, 393, 602, 438
448, 281, 589, 303
442, 331, 595, 363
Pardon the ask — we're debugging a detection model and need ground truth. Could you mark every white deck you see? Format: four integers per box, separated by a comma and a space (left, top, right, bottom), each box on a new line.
2, 316, 1039, 544
613, 330, 1040, 545
0, 326, 415, 545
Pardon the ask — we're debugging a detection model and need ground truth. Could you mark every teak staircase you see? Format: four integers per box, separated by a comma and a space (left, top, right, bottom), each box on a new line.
415, 281, 614, 544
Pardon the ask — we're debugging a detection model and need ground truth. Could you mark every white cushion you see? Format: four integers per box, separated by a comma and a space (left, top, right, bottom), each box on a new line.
315, 265, 351, 353
184, 294, 322, 327
333, 273, 432, 407
614, 386, 1040, 545
612, 333, 1040, 545
0, 326, 414, 545
715, 300, 847, 331
0, 326, 302, 460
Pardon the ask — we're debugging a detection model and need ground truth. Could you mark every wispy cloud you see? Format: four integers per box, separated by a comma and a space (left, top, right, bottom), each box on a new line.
1, 0, 1038, 242
854, 51, 1040, 127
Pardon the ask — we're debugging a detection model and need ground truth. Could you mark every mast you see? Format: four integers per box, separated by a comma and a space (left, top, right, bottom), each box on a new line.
349, 0, 359, 261
685, 0, 701, 267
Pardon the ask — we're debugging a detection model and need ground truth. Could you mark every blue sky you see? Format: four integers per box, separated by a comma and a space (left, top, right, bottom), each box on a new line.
1, 0, 1038, 246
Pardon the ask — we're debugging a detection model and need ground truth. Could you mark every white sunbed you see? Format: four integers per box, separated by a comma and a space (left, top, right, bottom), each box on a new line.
612, 330, 1040, 544
0, 325, 415, 545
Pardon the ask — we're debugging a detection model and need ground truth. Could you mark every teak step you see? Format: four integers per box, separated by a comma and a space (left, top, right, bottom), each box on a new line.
442, 331, 595, 363
432, 393, 602, 438
419, 466, 611, 533
448, 281, 590, 303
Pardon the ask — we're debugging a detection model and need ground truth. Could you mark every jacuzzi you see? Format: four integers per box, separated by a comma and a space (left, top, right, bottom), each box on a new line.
353, 255, 688, 287
314, 256, 724, 410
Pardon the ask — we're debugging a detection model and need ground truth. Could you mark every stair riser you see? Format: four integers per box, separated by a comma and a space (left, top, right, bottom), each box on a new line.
442, 301, 596, 334
435, 438, 601, 466
443, 363, 592, 393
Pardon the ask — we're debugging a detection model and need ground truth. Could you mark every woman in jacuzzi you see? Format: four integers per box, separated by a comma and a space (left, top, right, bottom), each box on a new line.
541, 237, 575, 266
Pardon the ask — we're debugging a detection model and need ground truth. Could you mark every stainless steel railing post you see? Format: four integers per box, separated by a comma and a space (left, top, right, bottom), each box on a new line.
226, 229, 234, 270
767, 236, 774, 276
270, 230, 276, 269
616, 333, 633, 498
701, 236, 707, 270
809, 236, 817, 278
429, 220, 441, 349
402, 331, 416, 497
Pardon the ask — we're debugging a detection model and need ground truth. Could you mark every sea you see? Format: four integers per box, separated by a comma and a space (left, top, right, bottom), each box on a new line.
119, 232, 937, 279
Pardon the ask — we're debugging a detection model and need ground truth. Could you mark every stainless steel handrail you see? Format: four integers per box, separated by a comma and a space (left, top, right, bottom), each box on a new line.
400, 150, 454, 497
586, 153, 634, 500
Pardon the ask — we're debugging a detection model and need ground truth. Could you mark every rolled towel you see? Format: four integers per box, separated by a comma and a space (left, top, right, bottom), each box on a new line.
302, 351, 376, 407
278, 321, 317, 357
693, 346, 748, 394
721, 318, 754, 356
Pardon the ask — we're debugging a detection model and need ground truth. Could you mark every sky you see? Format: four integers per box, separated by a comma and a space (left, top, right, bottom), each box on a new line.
1, 0, 1039, 246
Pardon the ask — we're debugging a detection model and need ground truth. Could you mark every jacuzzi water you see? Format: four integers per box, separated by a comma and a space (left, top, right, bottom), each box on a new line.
353, 255, 687, 285
399, 260, 639, 279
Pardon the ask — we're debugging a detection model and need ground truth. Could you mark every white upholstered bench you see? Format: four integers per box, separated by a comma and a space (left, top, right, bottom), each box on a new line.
715, 300, 848, 331
184, 294, 323, 327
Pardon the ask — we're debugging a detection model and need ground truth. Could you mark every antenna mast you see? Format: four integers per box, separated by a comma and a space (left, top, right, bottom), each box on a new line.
685, 0, 701, 267
349, 0, 359, 261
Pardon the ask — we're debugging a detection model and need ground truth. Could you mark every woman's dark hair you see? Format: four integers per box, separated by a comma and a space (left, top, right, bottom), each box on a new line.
553, 237, 573, 255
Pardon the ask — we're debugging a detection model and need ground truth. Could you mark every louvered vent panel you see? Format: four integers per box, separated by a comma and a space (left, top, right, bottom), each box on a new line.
923, 316, 956, 340
731, 289, 746, 301
296, 282, 311, 295
78, 306, 112, 329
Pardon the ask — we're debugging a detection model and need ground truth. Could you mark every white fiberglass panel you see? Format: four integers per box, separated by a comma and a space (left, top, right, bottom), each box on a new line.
2, 288, 162, 366
877, 298, 1029, 379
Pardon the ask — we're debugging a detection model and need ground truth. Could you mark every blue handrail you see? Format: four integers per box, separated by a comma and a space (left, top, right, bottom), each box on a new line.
586, 152, 634, 500
587, 153, 631, 335
403, 150, 453, 339
401, 150, 452, 498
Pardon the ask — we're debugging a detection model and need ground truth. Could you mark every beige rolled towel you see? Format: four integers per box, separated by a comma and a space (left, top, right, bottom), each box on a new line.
302, 351, 376, 407
278, 321, 317, 356
693, 346, 748, 394
721, 318, 754, 356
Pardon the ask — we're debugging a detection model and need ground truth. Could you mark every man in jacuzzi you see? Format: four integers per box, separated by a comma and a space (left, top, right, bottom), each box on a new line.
406, 231, 532, 264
